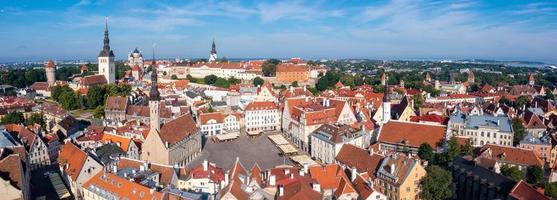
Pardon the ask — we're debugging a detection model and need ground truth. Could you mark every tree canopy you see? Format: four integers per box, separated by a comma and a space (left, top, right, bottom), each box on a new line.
419, 165, 453, 200
1, 112, 24, 124
253, 77, 264, 86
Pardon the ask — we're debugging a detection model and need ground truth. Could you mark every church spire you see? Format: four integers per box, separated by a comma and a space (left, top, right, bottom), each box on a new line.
383, 75, 390, 102
211, 38, 217, 54
149, 45, 160, 101
99, 17, 114, 57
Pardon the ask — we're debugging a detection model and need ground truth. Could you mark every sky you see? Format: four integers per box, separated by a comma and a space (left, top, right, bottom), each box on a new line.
0, 0, 556, 63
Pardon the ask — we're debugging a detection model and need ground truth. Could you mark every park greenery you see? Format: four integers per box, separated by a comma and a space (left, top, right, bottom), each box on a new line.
50, 83, 131, 111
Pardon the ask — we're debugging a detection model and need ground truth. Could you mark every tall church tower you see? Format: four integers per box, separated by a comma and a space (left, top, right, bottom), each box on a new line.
382, 79, 391, 124
149, 47, 161, 132
98, 18, 115, 84
45, 60, 56, 86
208, 39, 217, 62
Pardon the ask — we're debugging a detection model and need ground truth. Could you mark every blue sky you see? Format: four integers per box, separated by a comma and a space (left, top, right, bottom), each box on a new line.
1, 0, 556, 63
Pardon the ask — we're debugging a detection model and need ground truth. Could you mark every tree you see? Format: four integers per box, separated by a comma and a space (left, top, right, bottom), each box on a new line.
171, 75, 178, 80
545, 182, 557, 198
447, 137, 461, 160
1, 112, 24, 124
214, 78, 230, 88
93, 106, 105, 118
419, 165, 453, 200
526, 165, 543, 184
545, 92, 555, 100
262, 59, 280, 77
204, 75, 218, 85
461, 139, 474, 156
291, 81, 299, 87
516, 95, 529, 109
87, 85, 106, 109
253, 77, 264, 86
228, 76, 241, 85
413, 93, 425, 109
500, 165, 524, 181
512, 117, 525, 145
59, 91, 80, 110
26, 113, 45, 128
418, 143, 434, 163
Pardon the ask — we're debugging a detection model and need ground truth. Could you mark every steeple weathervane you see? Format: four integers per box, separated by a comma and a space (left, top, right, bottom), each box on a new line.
99, 17, 114, 57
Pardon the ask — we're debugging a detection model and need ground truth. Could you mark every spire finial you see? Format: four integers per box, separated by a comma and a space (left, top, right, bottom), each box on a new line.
152, 43, 156, 65
105, 17, 108, 31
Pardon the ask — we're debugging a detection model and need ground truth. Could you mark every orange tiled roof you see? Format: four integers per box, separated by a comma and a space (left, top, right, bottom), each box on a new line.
101, 133, 132, 151
309, 164, 349, 190
378, 121, 446, 149
276, 63, 309, 73
83, 171, 164, 199
81, 74, 107, 86
106, 96, 128, 111
58, 142, 88, 181
199, 112, 225, 125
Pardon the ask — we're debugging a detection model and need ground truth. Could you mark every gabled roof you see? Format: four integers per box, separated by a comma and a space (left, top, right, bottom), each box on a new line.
309, 164, 348, 190
478, 144, 544, 167
334, 176, 357, 199
509, 180, 550, 200
58, 142, 88, 181
219, 179, 249, 200
378, 121, 446, 149
276, 63, 309, 73
188, 162, 225, 183
376, 154, 419, 185
83, 171, 164, 199
81, 74, 107, 86
159, 115, 199, 145
0, 154, 24, 190
352, 174, 382, 200
101, 133, 132, 151
117, 157, 186, 187
105, 96, 128, 111
335, 144, 384, 175
245, 101, 277, 111
199, 112, 225, 125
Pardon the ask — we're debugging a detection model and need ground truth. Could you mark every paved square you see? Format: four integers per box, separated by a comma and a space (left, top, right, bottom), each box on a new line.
187, 132, 294, 170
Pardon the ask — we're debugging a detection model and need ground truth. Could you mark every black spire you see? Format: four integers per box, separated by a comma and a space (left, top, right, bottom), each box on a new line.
98, 17, 115, 57
383, 75, 390, 102
149, 46, 160, 101
211, 38, 217, 54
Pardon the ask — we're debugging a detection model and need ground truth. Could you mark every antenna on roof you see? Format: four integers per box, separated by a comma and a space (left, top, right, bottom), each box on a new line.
152, 43, 157, 65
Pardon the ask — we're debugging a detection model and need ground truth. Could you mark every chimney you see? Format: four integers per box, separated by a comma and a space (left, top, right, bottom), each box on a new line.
269, 175, 276, 186
390, 164, 395, 174
351, 167, 357, 181
312, 183, 321, 192
289, 86, 293, 93
368, 177, 374, 188
112, 165, 117, 173
203, 160, 208, 171
303, 85, 307, 91
290, 173, 294, 179
279, 185, 284, 196
303, 164, 308, 173
285, 168, 290, 175
225, 171, 230, 185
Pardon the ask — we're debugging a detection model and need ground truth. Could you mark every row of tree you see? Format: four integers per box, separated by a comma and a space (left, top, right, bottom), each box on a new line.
50, 84, 131, 112
1, 112, 45, 129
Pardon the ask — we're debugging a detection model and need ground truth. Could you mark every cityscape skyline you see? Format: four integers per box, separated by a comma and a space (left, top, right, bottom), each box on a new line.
1, 0, 556, 63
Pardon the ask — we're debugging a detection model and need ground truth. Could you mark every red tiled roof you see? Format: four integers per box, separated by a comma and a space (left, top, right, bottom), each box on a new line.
159, 115, 199, 145
117, 158, 185, 187
188, 162, 225, 183
276, 63, 309, 73
479, 144, 544, 167
81, 75, 107, 86
335, 144, 384, 175
45, 60, 55, 68
106, 96, 128, 111
509, 180, 550, 200
245, 101, 277, 111
0, 154, 24, 190
30, 82, 50, 91
378, 121, 446, 149
83, 171, 164, 199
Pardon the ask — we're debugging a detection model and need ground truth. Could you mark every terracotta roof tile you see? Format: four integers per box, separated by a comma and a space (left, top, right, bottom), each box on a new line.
276, 64, 309, 73
83, 171, 164, 199
106, 96, 128, 111
479, 144, 544, 167
0, 154, 24, 189
81, 74, 107, 86
199, 112, 225, 125
509, 180, 550, 200
245, 101, 277, 111
101, 133, 132, 152
378, 121, 446, 149
336, 144, 384, 175
58, 142, 88, 181
159, 115, 199, 145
